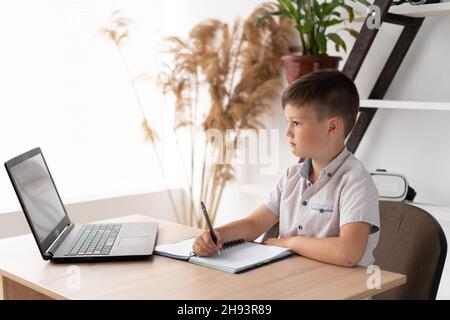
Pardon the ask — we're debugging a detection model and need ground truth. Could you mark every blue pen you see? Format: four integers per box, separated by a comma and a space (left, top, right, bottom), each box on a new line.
200, 201, 221, 256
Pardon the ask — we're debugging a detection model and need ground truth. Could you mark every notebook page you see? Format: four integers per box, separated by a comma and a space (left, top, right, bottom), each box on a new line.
190, 242, 290, 272
154, 237, 196, 260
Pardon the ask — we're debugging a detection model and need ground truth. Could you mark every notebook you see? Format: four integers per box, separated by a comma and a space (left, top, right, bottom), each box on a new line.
154, 237, 293, 274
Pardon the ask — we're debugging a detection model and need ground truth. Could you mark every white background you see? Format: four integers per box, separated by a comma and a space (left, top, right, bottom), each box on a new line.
0, 0, 449, 215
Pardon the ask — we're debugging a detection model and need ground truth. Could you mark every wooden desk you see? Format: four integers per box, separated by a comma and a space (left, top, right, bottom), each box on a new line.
0, 215, 406, 300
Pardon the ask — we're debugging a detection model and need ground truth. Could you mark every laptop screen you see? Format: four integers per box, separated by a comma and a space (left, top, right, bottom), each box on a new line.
8, 153, 67, 243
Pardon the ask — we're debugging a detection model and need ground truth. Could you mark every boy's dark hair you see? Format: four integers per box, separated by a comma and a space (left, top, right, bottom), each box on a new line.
281, 69, 359, 137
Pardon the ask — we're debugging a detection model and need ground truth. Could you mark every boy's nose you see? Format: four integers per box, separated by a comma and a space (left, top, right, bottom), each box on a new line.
285, 127, 293, 138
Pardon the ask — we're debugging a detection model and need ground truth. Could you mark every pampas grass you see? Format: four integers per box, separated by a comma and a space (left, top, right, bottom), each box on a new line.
158, 3, 292, 227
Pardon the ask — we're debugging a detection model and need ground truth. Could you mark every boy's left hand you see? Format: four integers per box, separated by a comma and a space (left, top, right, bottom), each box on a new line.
263, 237, 294, 249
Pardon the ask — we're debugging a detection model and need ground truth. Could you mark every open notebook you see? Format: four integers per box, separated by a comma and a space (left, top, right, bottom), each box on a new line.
154, 237, 293, 274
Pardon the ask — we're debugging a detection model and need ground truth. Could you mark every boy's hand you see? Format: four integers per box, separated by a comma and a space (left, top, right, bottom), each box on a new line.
263, 237, 294, 250
192, 230, 224, 257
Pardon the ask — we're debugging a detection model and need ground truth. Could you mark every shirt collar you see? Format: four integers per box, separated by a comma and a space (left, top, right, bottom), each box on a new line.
300, 146, 351, 180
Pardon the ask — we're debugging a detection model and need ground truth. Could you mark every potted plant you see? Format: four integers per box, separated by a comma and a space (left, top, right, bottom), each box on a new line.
257, 0, 370, 83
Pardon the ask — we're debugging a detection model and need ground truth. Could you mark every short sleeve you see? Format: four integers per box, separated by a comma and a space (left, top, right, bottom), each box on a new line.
263, 168, 290, 216
339, 171, 380, 234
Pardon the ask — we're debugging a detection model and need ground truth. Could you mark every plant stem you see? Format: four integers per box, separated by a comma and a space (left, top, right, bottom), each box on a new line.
188, 94, 195, 226
207, 163, 218, 220
211, 177, 226, 225
227, 33, 244, 103
190, 72, 201, 226
116, 46, 181, 223
199, 139, 209, 228
162, 94, 199, 226
210, 130, 240, 223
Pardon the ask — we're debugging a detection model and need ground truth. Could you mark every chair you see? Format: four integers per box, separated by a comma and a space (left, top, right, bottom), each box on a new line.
262, 201, 447, 299
373, 201, 447, 299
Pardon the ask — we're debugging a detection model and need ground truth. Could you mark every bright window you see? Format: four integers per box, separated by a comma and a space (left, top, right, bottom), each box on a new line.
0, 1, 183, 212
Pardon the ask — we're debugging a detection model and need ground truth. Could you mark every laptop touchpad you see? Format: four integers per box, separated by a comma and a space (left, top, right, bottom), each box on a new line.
118, 236, 150, 247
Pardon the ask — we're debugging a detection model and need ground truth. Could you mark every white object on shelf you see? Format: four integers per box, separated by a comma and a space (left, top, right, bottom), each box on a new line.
389, 2, 450, 18
360, 99, 450, 111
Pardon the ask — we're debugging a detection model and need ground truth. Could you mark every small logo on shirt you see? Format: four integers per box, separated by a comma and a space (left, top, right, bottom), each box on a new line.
310, 203, 334, 213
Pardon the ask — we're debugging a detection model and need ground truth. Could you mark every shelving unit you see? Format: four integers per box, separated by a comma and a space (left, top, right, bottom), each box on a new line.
354, 2, 450, 21
360, 99, 450, 111
342, 0, 450, 153
389, 2, 450, 17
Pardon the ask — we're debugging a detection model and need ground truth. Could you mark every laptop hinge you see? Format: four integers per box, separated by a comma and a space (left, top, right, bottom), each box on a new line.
45, 224, 72, 256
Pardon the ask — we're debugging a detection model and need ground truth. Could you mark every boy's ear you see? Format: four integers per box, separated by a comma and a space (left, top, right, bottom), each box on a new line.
327, 117, 342, 135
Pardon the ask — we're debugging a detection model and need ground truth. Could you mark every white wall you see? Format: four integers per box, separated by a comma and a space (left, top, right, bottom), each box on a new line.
0, 0, 184, 213
0, 189, 180, 240
355, 16, 450, 207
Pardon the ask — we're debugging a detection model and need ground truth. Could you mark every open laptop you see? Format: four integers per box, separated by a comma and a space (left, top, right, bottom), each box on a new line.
4, 147, 158, 263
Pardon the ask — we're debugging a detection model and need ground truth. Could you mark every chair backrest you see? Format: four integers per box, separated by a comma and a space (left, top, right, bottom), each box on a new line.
373, 201, 447, 299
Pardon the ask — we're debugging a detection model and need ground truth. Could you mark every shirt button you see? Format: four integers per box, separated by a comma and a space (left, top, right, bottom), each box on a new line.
302, 201, 308, 206
298, 225, 303, 230
307, 182, 311, 187
327, 173, 332, 177
320, 209, 324, 213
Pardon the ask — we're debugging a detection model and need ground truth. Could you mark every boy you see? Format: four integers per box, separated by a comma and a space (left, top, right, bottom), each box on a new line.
193, 69, 380, 267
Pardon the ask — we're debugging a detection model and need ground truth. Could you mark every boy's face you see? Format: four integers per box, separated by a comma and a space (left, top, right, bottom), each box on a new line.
284, 103, 333, 159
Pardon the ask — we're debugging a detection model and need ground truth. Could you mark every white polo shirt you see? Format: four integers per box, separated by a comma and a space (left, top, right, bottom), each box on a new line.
264, 146, 380, 267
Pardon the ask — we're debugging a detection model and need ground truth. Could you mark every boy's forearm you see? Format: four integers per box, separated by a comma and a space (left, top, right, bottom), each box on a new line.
215, 218, 261, 243
288, 236, 360, 267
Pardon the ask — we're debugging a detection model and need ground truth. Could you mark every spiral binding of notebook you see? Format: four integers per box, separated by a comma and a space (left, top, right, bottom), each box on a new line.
221, 239, 245, 250
186, 239, 245, 257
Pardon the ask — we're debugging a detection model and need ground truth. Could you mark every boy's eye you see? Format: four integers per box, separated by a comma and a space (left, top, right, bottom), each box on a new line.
285, 120, 302, 126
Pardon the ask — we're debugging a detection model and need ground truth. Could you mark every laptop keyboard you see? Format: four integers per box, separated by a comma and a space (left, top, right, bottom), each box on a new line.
65, 224, 122, 256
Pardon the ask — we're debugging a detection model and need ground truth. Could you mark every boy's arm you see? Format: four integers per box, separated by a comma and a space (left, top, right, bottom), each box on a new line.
264, 222, 370, 267
215, 204, 279, 243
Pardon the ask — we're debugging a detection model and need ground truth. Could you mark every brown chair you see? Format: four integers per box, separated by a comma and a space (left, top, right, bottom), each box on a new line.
262, 201, 447, 299
373, 201, 447, 300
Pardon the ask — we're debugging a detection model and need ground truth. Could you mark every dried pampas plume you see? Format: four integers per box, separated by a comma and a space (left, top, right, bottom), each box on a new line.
157, 3, 292, 227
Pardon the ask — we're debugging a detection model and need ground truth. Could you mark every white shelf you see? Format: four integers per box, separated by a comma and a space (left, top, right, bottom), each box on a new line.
353, 3, 450, 22
389, 2, 450, 18
360, 99, 450, 111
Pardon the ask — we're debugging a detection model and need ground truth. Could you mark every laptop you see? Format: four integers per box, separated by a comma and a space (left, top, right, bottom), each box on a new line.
4, 147, 158, 263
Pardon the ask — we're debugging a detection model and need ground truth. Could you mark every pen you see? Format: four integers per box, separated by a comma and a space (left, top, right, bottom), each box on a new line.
200, 201, 221, 256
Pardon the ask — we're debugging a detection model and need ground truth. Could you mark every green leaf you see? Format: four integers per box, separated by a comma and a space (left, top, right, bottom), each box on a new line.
313, 0, 323, 20
256, 10, 288, 25
331, 11, 341, 18
355, 0, 371, 6
327, 32, 347, 52
322, 0, 341, 17
343, 28, 359, 38
303, 20, 315, 34
317, 32, 327, 54
278, 0, 300, 21
342, 4, 355, 23
322, 18, 343, 27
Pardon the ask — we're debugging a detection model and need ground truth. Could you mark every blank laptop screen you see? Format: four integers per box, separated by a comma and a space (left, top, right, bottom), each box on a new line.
9, 154, 67, 243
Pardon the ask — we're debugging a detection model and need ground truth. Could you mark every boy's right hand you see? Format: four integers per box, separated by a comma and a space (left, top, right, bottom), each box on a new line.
192, 230, 224, 257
